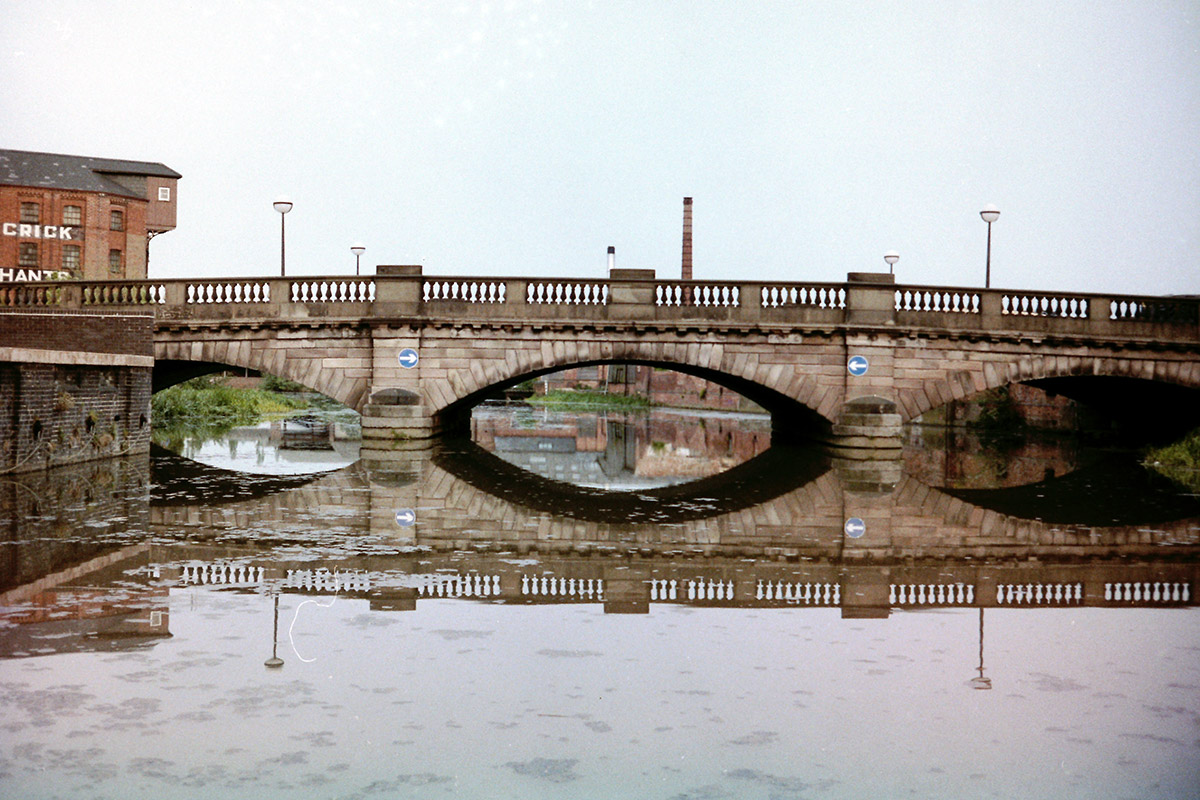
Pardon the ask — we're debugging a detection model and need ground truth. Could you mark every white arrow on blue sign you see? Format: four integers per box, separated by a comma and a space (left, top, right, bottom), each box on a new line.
847, 355, 869, 376
395, 509, 417, 528
397, 348, 419, 369
844, 517, 866, 538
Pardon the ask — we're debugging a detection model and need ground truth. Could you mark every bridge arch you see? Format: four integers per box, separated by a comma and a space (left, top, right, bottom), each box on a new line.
425, 337, 836, 439
153, 329, 371, 411
899, 352, 1200, 436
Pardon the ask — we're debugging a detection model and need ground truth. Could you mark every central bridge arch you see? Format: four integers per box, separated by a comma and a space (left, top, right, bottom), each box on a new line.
436, 356, 833, 440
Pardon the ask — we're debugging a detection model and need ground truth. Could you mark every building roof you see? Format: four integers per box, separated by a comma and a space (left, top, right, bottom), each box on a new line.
0, 149, 181, 199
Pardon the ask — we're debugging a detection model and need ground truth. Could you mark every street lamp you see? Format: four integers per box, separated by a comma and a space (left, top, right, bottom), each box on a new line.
351, 243, 366, 276
980, 204, 1000, 289
884, 251, 899, 275
273, 197, 293, 277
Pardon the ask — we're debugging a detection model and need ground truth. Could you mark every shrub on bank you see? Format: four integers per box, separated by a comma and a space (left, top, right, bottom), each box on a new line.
528, 388, 654, 409
152, 376, 305, 425
1145, 427, 1200, 492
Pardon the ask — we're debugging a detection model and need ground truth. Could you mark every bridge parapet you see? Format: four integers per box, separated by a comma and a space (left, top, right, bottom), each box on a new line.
3, 269, 1195, 343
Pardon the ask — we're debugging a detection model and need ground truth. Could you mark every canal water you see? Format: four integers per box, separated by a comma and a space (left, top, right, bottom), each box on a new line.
2, 406, 1198, 799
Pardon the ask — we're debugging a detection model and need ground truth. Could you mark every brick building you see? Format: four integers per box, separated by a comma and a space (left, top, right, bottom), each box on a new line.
0, 149, 180, 282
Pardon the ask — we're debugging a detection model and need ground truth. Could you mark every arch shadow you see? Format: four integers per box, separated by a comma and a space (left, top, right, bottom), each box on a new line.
943, 450, 1200, 526
432, 436, 832, 525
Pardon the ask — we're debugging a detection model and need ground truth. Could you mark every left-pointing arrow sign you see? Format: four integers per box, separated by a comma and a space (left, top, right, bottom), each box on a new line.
398, 348, 419, 369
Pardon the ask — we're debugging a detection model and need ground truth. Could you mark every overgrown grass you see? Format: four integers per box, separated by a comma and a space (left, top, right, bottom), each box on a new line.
527, 388, 655, 409
1144, 427, 1200, 492
152, 376, 307, 426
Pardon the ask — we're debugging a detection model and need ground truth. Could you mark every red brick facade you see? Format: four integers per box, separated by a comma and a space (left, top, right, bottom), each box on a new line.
0, 150, 179, 282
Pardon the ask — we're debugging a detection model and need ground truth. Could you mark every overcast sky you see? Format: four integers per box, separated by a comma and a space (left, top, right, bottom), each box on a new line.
3, 1, 1198, 295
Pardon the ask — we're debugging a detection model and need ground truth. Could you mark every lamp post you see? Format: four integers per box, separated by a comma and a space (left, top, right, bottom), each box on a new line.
884, 251, 899, 275
351, 243, 365, 276
273, 197, 293, 277
980, 204, 1000, 289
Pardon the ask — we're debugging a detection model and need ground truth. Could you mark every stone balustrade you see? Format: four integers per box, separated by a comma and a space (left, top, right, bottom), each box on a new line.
2, 267, 1196, 343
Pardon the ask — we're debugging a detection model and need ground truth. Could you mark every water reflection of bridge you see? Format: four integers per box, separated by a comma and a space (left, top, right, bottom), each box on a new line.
148, 442, 1200, 559
140, 443, 1200, 616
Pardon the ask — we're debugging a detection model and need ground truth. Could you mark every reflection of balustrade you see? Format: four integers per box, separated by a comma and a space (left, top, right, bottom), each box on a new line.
996, 582, 1083, 605
285, 569, 370, 593
686, 578, 735, 601
522, 575, 605, 600
1104, 581, 1191, 604
890, 583, 975, 606
181, 563, 265, 586
417, 573, 501, 597
755, 580, 840, 605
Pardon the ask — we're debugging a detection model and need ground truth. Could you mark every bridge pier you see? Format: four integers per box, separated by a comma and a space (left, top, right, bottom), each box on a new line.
822, 396, 904, 456
360, 388, 436, 457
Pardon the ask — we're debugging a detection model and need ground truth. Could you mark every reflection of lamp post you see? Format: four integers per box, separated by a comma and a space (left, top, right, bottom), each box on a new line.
979, 204, 1000, 289
351, 243, 365, 276
273, 197, 293, 277
884, 251, 899, 275
968, 607, 991, 689
264, 592, 284, 669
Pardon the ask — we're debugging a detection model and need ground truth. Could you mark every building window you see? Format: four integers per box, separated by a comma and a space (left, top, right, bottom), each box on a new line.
63, 245, 81, 271
109, 249, 123, 272
19, 242, 39, 267
20, 202, 40, 224
110, 209, 124, 231
63, 205, 82, 226
158, 187, 171, 201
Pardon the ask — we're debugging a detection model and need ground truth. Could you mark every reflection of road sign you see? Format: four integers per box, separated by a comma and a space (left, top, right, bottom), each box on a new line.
844, 517, 866, 538
398, 348, 419, 368
847, 355, 869, 376
395, 509, 416, 527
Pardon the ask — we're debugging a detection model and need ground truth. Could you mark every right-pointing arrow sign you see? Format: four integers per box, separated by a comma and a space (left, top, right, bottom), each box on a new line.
397, 348, 419, 369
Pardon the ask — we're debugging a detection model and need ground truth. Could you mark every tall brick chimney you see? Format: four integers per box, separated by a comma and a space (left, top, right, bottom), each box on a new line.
681, 197, 693, 281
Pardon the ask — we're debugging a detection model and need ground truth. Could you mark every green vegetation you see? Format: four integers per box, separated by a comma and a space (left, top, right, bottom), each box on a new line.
261, 373, 308, 393
527, 388, 655, 409
1144, 427, 1200, 492
151, 375, 307, 426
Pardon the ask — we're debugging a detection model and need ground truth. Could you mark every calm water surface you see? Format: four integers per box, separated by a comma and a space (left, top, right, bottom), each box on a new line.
2, 406, 1198, 799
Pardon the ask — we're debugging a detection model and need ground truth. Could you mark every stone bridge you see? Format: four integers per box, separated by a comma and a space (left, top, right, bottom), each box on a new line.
6, 267, 1199, 451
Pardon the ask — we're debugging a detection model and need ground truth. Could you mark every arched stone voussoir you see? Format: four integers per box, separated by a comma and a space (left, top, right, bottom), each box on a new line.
902, 351, 1200, 422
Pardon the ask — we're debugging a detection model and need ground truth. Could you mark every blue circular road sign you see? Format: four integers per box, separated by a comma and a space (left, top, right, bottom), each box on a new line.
397, 348, 419, 369
847, 355, 869, 376
395, 508, 417, 528
844, 517, 866, 538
